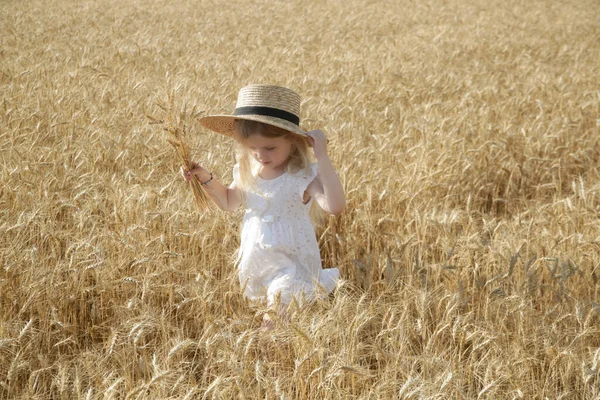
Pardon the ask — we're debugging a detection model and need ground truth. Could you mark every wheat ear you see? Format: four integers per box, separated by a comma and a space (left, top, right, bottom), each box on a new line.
148, 93, 211, 210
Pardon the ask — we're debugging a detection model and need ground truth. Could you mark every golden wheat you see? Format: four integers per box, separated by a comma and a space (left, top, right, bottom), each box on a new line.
1, 0, 599, 398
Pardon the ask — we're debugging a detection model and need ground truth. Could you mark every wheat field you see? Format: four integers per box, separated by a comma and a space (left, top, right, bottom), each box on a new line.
1, 0, 600, 398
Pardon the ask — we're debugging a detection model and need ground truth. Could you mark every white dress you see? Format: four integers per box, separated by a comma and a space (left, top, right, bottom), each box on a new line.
234, 163, 339, 306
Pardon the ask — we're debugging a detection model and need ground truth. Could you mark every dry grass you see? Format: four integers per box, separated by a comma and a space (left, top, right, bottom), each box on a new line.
1, 0, 600, 398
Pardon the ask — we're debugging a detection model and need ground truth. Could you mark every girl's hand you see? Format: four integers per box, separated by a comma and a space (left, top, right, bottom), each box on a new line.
181, 162, 211, 182
305, 130, 329, 160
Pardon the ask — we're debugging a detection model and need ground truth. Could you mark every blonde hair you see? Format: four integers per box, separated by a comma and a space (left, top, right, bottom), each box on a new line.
233, 120, 313, 192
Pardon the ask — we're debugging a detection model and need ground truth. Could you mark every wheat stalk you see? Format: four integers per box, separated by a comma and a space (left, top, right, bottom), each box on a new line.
148, 92, 211, 210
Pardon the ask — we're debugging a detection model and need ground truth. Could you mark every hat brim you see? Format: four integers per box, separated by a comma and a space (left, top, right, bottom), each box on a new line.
198, 114, 307, 138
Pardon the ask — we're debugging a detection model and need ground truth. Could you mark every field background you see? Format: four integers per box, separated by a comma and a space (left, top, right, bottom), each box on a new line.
1, 0, 600, 398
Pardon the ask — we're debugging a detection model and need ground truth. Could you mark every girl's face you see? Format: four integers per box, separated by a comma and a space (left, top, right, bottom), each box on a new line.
245, 133, 293, 173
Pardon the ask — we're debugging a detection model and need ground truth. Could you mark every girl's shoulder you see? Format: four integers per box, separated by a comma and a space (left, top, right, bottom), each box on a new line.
232, 163, 255, 188
233, 163, 241, 182
290, 163, 318, 190
290, 163, 318, 179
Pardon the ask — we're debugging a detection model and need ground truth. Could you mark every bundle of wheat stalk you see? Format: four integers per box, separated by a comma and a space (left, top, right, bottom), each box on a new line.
148, 93, 211, 210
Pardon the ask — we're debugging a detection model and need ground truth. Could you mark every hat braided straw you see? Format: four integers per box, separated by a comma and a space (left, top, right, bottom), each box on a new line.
199, 84, 306, 137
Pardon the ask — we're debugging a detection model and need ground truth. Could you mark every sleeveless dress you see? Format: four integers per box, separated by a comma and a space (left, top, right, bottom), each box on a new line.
233, 163, 339, 306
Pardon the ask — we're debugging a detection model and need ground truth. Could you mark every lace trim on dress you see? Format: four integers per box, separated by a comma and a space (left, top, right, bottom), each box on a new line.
296, 163, 318, 202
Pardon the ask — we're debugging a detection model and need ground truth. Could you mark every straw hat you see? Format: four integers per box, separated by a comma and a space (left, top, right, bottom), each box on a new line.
199, 84, 306, 138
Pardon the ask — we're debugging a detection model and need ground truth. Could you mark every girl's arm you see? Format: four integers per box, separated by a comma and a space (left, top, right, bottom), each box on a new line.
305, 130, 346, 216
182, 163, 242, 212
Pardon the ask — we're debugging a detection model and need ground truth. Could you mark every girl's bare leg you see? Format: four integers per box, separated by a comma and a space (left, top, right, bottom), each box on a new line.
261, 301, 291, 331
261, 313, 275, 331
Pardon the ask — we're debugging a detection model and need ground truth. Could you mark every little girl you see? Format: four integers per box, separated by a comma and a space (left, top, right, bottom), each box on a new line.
183, 84, 345, 324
